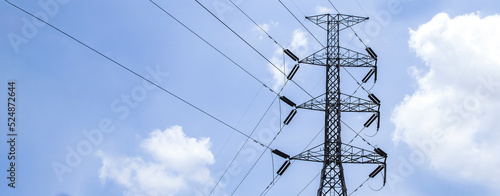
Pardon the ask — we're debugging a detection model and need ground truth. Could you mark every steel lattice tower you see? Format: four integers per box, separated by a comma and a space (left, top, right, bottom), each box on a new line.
283, 14, 387, 196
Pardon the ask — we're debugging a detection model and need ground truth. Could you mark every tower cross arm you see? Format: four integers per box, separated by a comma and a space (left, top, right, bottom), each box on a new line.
290, 143, 386, 165
341, 143, 386, 164
305, 14, 369, 31
299, 46, 377, 68
296, 93, 379, 113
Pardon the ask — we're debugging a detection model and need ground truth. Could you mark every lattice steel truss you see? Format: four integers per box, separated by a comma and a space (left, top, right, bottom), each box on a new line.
290, 14, 387, 196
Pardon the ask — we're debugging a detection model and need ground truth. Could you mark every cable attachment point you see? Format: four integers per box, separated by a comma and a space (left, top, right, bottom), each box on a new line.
283, 109, 297, 125
280, 96, 296, 107
277, 160, 291, 175
366, 47, 378, 60
362, 69, 375, 83
368, 165, 384, 178
284, 49, 300, 62
272, 149, 290, 159
287, 64, 300, 80
374, 148, 387, 157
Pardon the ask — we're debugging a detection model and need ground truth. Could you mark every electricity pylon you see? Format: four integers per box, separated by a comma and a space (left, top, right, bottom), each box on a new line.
288, 14, 387, 196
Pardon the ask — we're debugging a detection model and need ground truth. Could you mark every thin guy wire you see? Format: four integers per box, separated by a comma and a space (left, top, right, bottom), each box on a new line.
208, 78, 291, 195
208, 94, 280, 195
229, 0, 284, 49
228, 80, 292, 195
195, 0, 318, 101
288, 0, 306, 17
349, 177, 370, 196
343, 67, 371, 94
297, 171, 321, 195
5, 0, 271, 150
261, 175, 280, 196
260, 126, 325, 195
277, 0, 324, 47
149, 0, 279, 95
231, 124, 287, 195
195, 0, 286, 76
214, 86, 263, 158
147, 5, 316, 189
355, 0, 369, 16
341, 120, 375, 148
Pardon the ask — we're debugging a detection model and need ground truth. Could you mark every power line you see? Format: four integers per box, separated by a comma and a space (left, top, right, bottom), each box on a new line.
214, 85, 264, 158
150, 1, 299, 192
147, 2, 321, 194
231, 124, 287, 195
231, 85, 300, 195
341, 120, 375, 148
349, 177, 370, 196
5, 0, 272, 150
343, 67, 372, 94
288, 0, 306, 17
208, 94, 280, 195
208, 74, 292, 195
229, 0, 285, 49
277, 0, 324, 47
194, 0, 318, 101
297, 171, 321, 195
144, 4, 306, 189
260, 126, 325, 195
354, 0, 369, 16
146, 5, 331, 189
229, 82, 295, 195
195, 0, 286, 77
149, 0, 279, 95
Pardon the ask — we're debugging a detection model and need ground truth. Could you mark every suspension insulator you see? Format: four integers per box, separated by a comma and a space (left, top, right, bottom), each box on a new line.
362, 69, 375, 83
283, 109, 297, 125
272, 149, 290, 159
280, 96, 296, 107
366, 47, 378, 60
287, 64, 300, 80
374, 148, 388, 157
364, 113, 378, 127
277, 160, 291, 175
284, 49, 299, 62
369, 165, 384, 178
368, 94, 381, 105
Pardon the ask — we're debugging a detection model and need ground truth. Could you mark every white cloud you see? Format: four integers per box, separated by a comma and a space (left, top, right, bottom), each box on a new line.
392, 12, 500, 188
98, 126, 215, 196
315, 5, 333, 15
269, 29, 309, 90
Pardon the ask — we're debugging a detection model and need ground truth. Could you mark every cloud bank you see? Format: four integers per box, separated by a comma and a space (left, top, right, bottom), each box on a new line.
392, 13, 500, 188
98, 126, 215, 196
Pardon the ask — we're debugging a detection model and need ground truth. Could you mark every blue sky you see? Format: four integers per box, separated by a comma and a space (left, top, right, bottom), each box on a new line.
1, 0, 500, 195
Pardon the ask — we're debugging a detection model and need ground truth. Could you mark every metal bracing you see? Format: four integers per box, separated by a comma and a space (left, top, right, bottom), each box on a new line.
300, 47, 376, 68
304, 14, 368, 31
297, 93, 379, 112
291, 143, 386, 164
